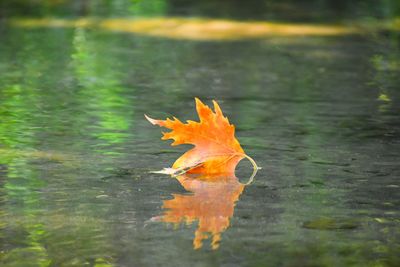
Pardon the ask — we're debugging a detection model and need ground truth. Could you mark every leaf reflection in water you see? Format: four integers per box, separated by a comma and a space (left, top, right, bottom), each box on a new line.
156, 173, 246, 250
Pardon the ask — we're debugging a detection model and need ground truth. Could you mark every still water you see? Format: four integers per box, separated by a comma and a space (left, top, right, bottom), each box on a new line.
0, 3, 399, 267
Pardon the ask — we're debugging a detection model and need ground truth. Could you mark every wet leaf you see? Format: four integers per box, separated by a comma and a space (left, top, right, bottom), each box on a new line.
145, 98, 258, 176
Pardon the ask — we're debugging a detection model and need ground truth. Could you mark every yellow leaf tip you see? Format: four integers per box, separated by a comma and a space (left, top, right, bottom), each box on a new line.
144, 114, 156, 124
212, 100, 223, 116
194, 97, 206, 107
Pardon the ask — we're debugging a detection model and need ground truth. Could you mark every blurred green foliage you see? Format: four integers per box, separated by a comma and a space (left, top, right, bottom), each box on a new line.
0, 0, 399, 21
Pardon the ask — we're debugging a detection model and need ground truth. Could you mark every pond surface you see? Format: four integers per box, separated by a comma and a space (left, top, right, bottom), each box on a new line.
0, 2, 400, 266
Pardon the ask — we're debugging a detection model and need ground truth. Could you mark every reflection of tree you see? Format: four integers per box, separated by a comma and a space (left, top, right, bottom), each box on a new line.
159, 174, 244, 250
71, 26, 133, 155
0, 34, 51, 265
0, 26, 118, 266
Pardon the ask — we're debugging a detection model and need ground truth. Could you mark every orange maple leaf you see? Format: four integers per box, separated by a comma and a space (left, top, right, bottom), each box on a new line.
145, 98, 258, 176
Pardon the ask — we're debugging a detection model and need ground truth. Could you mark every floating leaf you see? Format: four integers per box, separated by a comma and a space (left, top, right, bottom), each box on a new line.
145, 98, 258, 176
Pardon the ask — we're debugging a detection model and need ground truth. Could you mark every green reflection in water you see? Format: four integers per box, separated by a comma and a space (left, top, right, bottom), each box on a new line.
0, 43, 42, 149
0, 28, 117, 266
0, 158, 50, 266
129, 0, 167, 16
0, 37, 50, 265
71, 26, 133, 155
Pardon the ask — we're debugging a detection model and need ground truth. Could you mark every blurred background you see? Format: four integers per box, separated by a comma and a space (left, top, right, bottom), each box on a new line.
0, 1, 399, 267
0, 0, 399, 21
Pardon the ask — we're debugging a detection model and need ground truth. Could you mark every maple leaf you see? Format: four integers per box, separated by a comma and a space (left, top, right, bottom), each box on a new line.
145, 98, 258, 176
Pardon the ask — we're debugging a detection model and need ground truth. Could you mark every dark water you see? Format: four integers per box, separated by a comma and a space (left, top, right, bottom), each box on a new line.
0, 1, 400, 266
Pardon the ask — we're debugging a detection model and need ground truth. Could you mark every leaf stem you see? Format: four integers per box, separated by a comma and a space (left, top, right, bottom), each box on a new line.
241, 153, 260, 185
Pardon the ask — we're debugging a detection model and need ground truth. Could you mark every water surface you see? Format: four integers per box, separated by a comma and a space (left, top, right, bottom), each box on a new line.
0, 2, 399, 266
